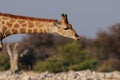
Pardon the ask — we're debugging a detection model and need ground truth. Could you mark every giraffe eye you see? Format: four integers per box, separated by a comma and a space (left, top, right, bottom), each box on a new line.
64, 27, 69, 30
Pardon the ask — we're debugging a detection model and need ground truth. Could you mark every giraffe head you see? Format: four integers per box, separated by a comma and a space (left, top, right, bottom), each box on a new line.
51, 14, 80, 40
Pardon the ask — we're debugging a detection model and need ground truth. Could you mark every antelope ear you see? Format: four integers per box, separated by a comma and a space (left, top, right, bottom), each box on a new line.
61, 13, 69, 24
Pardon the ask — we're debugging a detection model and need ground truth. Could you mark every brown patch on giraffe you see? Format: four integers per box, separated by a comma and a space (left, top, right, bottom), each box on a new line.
37, 25, 42, 28
20, 23, 27, 27
6, 22, 13, 27
39, 29, 43, 33
14, 23, 20, 28
2, 17, 9, 20
43, 28, 48, 33
20, 28, 26, 33
9, 19, 16, 24
18, 20, 25, 24
33, 28, 38, 33
36, 22, 45, 28
35, 21, 42, 26
27, 28, 33, 33
12, 29, 18, 34
1, 21, 5, 24
21, 23, 27, 27
0, 13, 58, 23
2, 26, 7, 31
18, 20, 27, 27
40, 28, 47, 33
44, 30, 47, 33
6, 30, 11, 35
28, 21, 34, 27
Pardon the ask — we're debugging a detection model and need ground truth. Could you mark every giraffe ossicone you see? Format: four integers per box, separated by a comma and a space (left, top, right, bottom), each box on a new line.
0, 13, 80, 51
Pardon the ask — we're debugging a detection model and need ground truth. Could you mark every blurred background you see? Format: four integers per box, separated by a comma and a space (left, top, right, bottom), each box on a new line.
0, 0, 120, 42
0, 0, 120, 73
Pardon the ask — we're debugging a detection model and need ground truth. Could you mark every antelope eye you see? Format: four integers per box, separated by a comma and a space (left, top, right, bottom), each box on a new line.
64, 27, 69, 30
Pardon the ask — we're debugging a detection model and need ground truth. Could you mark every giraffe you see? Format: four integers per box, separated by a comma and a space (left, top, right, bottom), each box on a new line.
0, 13, 80, 50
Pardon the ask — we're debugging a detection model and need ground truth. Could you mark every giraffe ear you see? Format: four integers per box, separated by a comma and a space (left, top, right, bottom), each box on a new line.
64, 14, 68, 24
61, 14, 69, 24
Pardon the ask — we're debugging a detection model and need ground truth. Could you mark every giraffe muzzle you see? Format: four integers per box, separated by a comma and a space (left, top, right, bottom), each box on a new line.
76, 37, 80, 41
74, 35, 80, 41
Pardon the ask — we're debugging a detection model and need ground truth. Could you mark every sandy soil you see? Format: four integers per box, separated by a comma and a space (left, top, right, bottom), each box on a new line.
0, 70, 120, 80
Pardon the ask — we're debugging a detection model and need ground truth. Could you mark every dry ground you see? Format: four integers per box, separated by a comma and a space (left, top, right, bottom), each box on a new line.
0, 70, 120, 80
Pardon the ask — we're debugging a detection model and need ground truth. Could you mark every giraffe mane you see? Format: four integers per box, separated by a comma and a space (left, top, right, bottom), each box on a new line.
0, 12, 58, 22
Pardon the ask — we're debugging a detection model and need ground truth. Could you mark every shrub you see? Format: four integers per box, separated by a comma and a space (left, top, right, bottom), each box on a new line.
34, 41, 98, 72
79, 60, 98, 70
58, 41, 86, 65
69, 60, 98, 71
0, 55, 10, 71
34, 57, 68, 73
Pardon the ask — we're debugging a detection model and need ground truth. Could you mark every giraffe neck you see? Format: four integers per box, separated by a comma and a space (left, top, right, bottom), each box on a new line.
0, 13, 59, 39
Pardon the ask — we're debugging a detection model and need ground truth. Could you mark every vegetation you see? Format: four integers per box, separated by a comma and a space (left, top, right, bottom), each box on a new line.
0, 55, 9, 71
34, 41, 98, 73
1, 23, 120, 72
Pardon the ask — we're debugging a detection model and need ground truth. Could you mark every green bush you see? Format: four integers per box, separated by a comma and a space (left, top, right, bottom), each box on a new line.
58, 41, 86, 65
34, 42, 98, 72
34, 41, 98, 73
34, 57, 68, 73
69, 60, 98, 71
0, 55, 9, 71
79, 60, 98, 70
